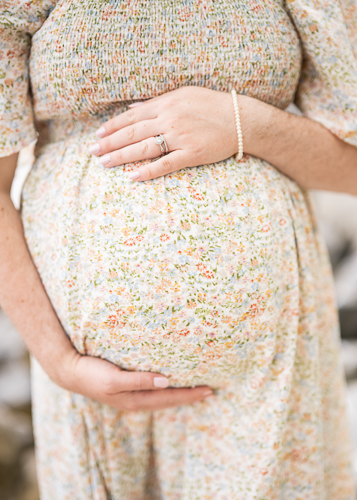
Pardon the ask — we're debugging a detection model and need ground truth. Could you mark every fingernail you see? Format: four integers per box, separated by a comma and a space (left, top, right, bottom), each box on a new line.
153, 377, 169, 388
99, 154, 111, 166
129, 102, 145, 108
88, 143, 100, 155
203, 389, 213, 397
96, 126, 106, 138
128, 171, 140, 180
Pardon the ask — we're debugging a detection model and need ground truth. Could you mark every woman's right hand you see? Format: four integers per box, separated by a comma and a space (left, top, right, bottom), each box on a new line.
0, 153, 212, 414
61, 352, 213, 411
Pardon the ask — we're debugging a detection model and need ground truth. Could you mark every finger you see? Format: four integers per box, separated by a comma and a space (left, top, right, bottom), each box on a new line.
89, 119, 162, 156
96, 101, 159, 138
127, 150, 189, 182
120, 386, 213, 411
105, 367, 171, 394
98, 137, 165, 168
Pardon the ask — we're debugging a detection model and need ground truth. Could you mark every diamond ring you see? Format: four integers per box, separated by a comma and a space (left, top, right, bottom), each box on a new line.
154, 134, 169, 154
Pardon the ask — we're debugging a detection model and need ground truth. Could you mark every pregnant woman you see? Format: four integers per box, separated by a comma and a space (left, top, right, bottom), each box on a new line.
1, 0, 357, 498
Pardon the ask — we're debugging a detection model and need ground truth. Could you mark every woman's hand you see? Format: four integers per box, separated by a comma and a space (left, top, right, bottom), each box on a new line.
90, 84, 357, 195
62, 352, 213, 411
0, 154, 212, 414
88, 86, 240, 181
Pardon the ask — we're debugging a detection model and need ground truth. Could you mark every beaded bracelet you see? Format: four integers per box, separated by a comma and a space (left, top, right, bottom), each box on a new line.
231, 89, 244, 161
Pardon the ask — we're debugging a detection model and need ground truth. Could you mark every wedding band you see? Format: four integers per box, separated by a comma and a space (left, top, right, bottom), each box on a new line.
154, 134, 169, 154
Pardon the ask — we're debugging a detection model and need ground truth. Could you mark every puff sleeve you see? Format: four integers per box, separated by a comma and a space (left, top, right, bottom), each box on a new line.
285, 0, 357, 146
0, 0, 56, 157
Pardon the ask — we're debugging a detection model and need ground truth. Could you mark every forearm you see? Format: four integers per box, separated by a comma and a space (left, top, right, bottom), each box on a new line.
0, 154, 77, 386
240, 95, 357, 195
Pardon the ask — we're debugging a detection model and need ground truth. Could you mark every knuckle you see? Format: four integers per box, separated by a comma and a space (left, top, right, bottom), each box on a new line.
126, 126, 135, 140
161, 158, 172, 173
140, 140, 149, 155
133, 375, 146, 391
126, 109, 136, 124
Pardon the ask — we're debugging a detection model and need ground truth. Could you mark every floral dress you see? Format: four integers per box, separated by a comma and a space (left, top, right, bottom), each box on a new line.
1, 0, 357, 498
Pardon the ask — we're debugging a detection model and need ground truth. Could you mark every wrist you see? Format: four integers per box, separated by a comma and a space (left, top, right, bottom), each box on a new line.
37, 336, 81, 390
237, 94, 274, 158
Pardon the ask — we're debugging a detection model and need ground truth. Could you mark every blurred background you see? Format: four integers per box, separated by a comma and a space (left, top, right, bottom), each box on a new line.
1, 141, 357, 499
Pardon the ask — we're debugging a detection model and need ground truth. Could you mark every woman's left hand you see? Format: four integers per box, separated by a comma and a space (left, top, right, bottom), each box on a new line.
88, 86, 242, 181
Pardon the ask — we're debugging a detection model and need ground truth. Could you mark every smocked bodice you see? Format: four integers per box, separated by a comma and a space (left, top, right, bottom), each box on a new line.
29, 0, 302, 120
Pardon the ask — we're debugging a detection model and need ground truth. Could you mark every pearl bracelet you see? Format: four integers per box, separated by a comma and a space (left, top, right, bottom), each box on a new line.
231, 89, 244, 161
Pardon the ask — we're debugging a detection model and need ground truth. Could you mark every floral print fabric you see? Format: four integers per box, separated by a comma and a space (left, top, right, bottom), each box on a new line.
1, 0, 357, 499
287, 0, 357, 145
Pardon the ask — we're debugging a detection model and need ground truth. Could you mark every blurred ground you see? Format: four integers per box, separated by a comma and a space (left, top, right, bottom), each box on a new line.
0, 312, 38, 500
1, 145, 357, 499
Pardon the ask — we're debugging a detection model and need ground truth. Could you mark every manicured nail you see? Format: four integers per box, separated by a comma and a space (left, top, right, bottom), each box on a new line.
128, 171, 140, 180
203, 389, 213, 397
96, 126, 106, 138
88, 143, 100, 155
99, 154, 110, 166
129, 102, 145, 108
153, 377, 169, 388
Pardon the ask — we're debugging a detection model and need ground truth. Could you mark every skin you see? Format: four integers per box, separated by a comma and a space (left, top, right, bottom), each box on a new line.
1, 86, 356, 411
91, 87, 357, 194
0, 153, 213, 410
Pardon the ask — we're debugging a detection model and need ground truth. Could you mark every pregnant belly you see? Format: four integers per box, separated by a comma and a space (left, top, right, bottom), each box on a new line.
22, 136, 299, 388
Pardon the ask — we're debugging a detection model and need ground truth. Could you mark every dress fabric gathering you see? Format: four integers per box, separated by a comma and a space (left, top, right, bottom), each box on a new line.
1, 0, 357, 498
